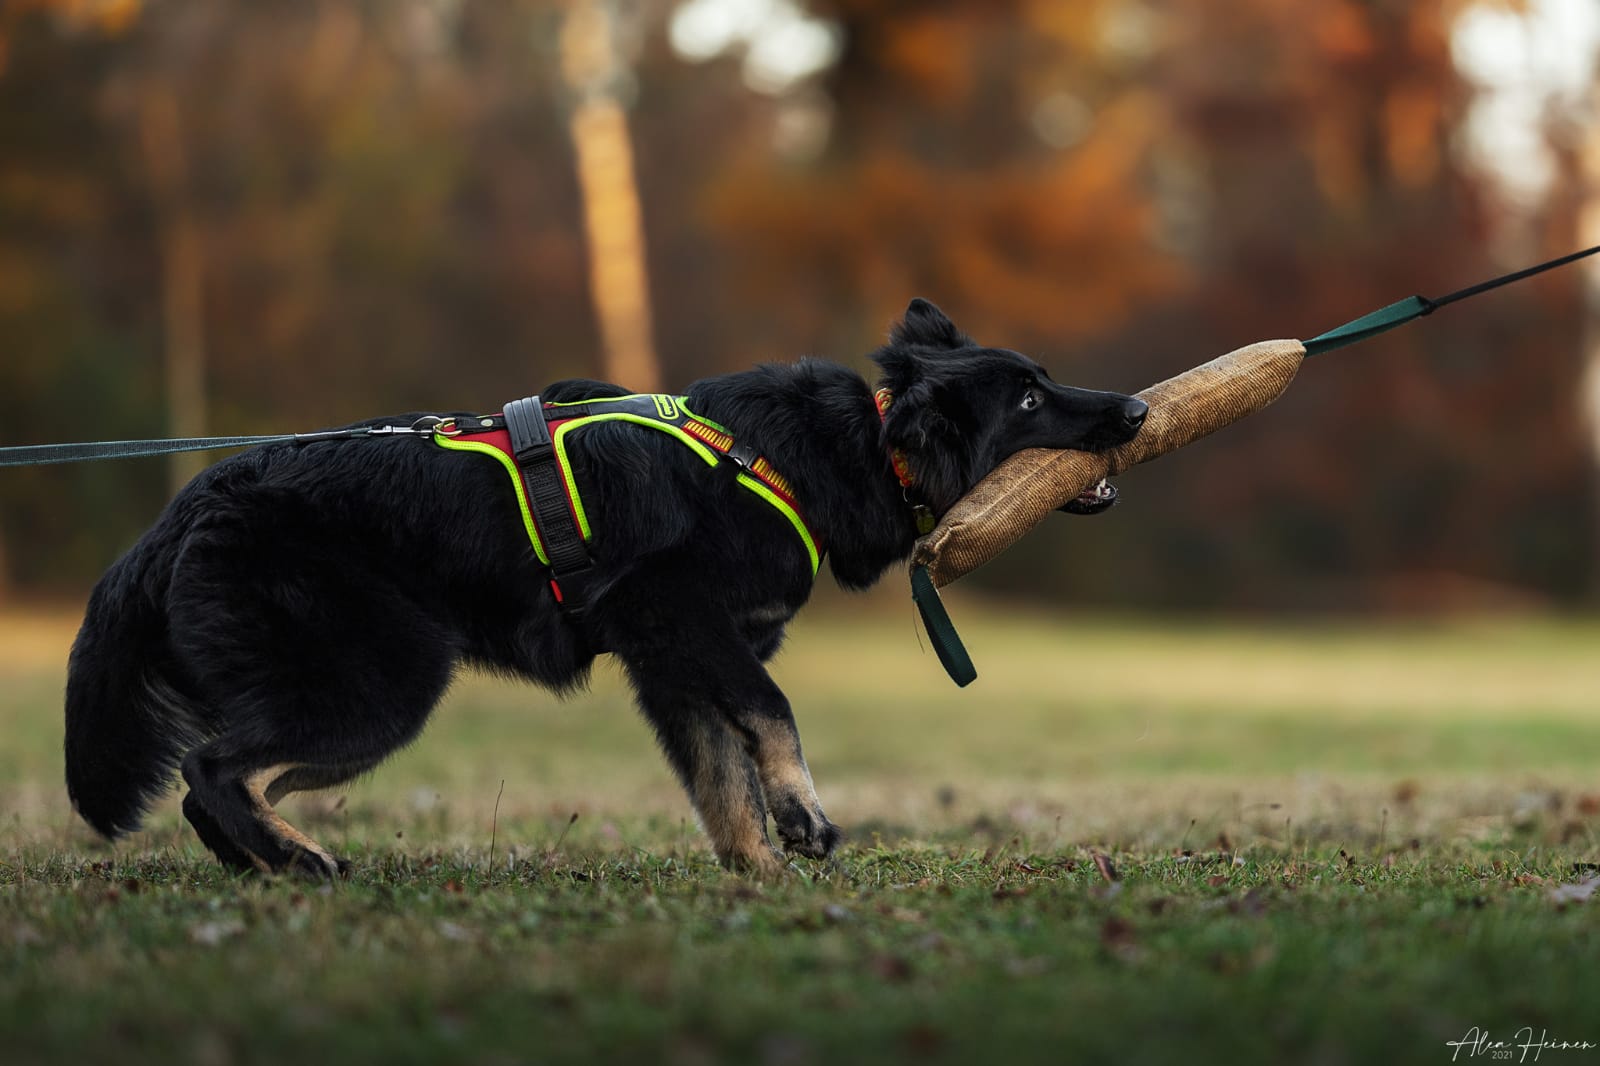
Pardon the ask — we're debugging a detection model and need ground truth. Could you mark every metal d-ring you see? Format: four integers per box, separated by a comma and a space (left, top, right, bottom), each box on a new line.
410, 415, 460, 437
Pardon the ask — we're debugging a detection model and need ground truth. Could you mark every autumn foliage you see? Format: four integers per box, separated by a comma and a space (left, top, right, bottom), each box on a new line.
0, 0, 1593, 607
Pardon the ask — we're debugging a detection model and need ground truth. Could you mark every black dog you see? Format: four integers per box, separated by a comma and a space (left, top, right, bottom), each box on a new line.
64, 299, 1146, 877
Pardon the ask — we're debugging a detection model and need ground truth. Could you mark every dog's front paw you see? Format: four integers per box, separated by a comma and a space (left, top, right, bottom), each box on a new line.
772, 800, 843, 860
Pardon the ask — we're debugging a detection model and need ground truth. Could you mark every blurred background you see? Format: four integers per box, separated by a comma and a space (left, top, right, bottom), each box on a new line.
2, 0, 1599, 613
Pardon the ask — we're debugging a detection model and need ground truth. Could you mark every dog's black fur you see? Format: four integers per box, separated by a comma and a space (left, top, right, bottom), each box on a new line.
64, 299, 1146, 877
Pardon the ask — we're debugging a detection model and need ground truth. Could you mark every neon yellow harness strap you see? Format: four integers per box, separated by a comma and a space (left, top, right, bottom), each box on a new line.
551, 411, 821, 575
434, 433, 551, 566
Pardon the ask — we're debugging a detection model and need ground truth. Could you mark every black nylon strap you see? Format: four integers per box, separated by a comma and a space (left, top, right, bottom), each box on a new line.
504, 395, 596, 617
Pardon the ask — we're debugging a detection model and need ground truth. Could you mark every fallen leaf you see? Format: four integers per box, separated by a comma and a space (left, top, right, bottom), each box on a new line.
870, 955, 913, 982
1091, 852, 1118, 884
1100, 916, 1136, 948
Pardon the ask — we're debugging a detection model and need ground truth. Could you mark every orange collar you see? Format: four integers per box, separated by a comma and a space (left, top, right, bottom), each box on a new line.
872, 388, 917, 490
873, 388, 934, 534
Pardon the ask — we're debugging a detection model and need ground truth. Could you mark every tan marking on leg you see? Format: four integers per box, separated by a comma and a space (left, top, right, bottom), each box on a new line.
242, 763, 337, 871
260, 764, 303, 805
746, 717, 821, 809
687, 726, 784, 877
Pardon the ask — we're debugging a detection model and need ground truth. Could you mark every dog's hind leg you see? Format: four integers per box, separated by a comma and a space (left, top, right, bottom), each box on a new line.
165, 525, 459, 877
181, 789, 257, 873
181, 748, 350, 878
182, 751, 399, 878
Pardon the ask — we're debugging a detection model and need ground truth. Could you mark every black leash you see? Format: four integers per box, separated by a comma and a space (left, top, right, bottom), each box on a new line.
0, 423, 436, 468
1300, 242, 1600, 357
912, 241, 1600, 688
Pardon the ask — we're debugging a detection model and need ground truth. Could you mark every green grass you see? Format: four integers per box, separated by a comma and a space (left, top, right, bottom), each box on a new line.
3, 595, 1600, 1065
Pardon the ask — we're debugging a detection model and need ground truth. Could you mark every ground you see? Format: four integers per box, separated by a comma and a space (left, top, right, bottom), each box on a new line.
2, 593, 1598, 1065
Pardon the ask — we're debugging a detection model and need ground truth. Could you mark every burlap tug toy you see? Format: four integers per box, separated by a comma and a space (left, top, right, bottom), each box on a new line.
907, 244, 1600, 686
914, 337, 1306, 588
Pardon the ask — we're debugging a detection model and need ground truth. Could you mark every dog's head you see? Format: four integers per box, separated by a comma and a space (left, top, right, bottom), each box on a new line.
872, 298, 1147, 517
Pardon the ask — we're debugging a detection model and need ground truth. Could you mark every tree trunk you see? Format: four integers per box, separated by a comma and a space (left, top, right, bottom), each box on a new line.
1580, 93, 1600, 601
561, 0, 661, 393
139, 85, 208, 496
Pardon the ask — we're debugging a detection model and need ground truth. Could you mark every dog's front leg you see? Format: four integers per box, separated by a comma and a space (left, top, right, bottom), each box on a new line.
727, 700, 842, 862
599, 570, 839, 873
628, 685, 787, 877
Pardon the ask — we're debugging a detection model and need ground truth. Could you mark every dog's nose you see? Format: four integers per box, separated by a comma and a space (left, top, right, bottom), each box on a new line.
1120, 397, 1149, 430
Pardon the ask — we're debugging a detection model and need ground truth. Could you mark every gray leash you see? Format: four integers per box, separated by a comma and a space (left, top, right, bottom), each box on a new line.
0, 422, 439, 468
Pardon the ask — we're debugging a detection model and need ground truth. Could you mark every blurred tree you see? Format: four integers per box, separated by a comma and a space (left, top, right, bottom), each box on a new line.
136, 78, 206, 493
692, 0, 1183, 359
1581, 99, 1600, 598
561, 0, 662, 392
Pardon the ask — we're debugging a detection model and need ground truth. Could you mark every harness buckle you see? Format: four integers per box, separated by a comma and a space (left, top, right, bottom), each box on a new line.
549, 565, 597, 617
726, 442, 759, 469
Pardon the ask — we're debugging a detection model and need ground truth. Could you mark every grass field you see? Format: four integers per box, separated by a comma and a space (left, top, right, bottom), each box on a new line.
3, 592, 1599, 1065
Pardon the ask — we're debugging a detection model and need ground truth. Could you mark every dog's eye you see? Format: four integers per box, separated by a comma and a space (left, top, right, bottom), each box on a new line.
1020, 389, 1040, 411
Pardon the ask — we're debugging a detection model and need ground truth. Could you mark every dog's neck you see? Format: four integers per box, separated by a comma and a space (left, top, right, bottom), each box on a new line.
685, 360, 928, 590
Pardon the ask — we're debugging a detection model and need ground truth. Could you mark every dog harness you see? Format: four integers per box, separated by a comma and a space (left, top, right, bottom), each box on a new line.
432, 394, 819, 622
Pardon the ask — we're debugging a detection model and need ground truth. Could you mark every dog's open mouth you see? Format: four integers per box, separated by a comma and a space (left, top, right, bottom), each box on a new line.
1059, 477, 1118, 516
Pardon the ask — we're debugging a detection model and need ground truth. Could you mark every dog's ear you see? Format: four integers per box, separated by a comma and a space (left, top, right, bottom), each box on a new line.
890, 298, 972, 351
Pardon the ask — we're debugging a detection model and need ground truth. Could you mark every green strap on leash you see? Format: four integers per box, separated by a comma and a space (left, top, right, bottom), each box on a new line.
1302, 295, 1434, 357
915, 241, 1600, 685
911, 564, 977, 687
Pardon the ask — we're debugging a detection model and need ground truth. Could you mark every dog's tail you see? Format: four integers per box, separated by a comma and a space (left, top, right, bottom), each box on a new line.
64, 543, 203, 838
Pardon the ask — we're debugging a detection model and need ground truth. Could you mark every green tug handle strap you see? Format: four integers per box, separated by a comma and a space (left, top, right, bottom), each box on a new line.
1305, 242, 1600, 357
911, 564, 977, 687
1302, 295, 1433, 357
